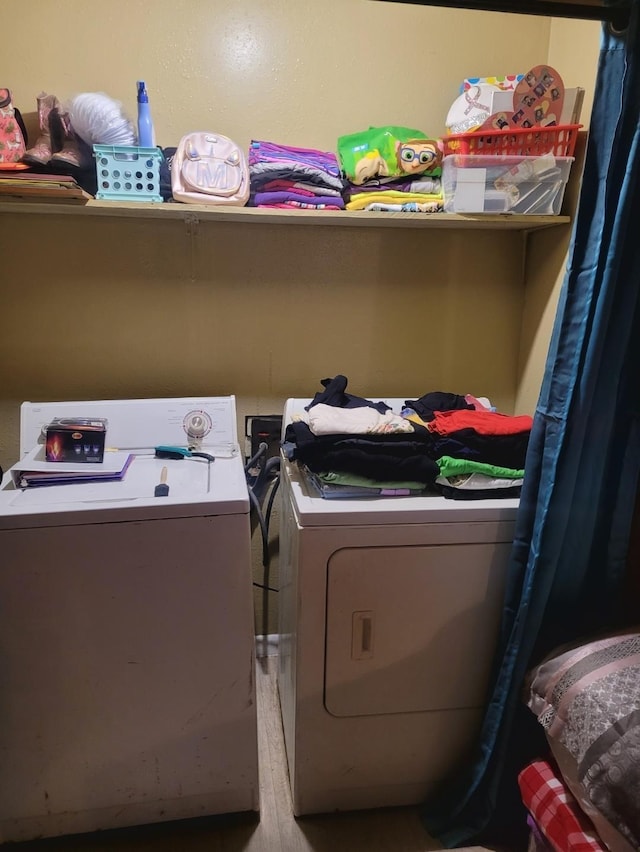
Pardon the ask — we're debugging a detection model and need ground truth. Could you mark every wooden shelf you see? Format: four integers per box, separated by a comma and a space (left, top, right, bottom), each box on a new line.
0, 199, 571, 231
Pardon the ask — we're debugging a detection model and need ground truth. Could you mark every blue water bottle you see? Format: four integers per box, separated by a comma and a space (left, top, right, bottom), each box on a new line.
136, 80, 156, 148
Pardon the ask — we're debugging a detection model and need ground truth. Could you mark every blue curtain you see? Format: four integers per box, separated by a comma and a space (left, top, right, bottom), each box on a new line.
422, 4, 640, 846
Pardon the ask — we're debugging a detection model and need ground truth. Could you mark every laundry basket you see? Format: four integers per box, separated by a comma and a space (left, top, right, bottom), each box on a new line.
442, 124, 581, 158
93, 145, 163, 202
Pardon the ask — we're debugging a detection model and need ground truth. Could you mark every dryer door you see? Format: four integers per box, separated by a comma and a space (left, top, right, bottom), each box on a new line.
324, 541, 510, 717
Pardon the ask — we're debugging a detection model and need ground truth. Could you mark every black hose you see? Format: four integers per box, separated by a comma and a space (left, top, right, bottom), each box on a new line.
244, 442, 268, 474
246, 450, 281, 640
248, 487, 269, 567
265, 471, 280, 533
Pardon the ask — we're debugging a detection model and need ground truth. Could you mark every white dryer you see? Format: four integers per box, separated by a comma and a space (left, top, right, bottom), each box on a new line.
0, 397, 258, 843
277, 398, 519, 816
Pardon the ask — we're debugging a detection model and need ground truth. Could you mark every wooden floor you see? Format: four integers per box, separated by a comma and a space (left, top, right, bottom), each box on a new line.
11, 654, 501, 852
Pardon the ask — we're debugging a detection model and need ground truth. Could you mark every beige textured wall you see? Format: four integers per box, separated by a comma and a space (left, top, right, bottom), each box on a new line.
7, 1, 550, 151
0, 1, 601, 631
0, 218, 524, 462
515, 17, 600, 414
0, 0, 556, 473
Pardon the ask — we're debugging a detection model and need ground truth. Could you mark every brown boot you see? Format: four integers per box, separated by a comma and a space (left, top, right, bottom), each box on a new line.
49, 108, 92, 169
21, 92, 61, 166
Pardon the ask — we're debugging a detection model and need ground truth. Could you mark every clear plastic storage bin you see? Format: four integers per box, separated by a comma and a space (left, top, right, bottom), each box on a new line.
442, 153, 573, 215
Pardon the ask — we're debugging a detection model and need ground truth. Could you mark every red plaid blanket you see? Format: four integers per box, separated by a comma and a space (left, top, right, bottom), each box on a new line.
518, 759, 606, 852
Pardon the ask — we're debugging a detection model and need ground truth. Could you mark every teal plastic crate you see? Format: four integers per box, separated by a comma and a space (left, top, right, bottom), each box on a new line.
93, 144, 163, 202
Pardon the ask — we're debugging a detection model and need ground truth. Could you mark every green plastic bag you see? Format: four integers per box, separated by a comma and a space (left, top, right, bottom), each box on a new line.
337, 125, 442, 185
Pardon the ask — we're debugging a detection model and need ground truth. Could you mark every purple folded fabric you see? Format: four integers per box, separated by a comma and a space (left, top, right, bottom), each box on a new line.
253, 190, 345, 209
249, 139, 341, 177
250, 163, 346, 192
261, 179, 342, 197
347, 178, 413, 193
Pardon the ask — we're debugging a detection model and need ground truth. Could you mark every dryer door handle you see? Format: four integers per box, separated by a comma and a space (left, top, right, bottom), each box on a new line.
351, 611, 375, 660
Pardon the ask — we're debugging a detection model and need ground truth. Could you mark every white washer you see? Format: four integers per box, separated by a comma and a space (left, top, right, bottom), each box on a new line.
277, 398, 520, 816
0, 397, 258, 843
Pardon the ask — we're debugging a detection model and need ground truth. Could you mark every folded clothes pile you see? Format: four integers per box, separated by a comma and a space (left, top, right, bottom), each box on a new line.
283, 375, 531, 500
401, 391, 528, 499
248, 139, 346, 209
336, 125, 444, 213
343, 174, 444, 213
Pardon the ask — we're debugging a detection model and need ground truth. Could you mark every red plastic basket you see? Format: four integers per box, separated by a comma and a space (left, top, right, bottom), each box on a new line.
442, 124, 581, 158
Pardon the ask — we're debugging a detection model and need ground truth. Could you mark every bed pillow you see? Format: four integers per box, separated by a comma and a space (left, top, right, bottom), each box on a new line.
526, 631, 640, 852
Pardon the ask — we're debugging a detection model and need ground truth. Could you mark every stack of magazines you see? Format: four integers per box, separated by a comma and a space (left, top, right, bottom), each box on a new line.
8, 447, 133, 488
0, 171, 92, 203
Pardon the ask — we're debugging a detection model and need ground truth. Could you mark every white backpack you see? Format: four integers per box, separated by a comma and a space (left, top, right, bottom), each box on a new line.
171, 131, 249, 206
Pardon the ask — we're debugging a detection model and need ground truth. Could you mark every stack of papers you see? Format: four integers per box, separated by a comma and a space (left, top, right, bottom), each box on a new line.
10, 447, 134, 488
0, 172, 92, 203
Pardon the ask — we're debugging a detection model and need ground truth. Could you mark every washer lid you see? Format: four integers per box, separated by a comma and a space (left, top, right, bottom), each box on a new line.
0, 453, 249, 529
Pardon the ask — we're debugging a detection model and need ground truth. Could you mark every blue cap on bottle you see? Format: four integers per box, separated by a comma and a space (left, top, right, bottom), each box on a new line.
137, 81, 148, 103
